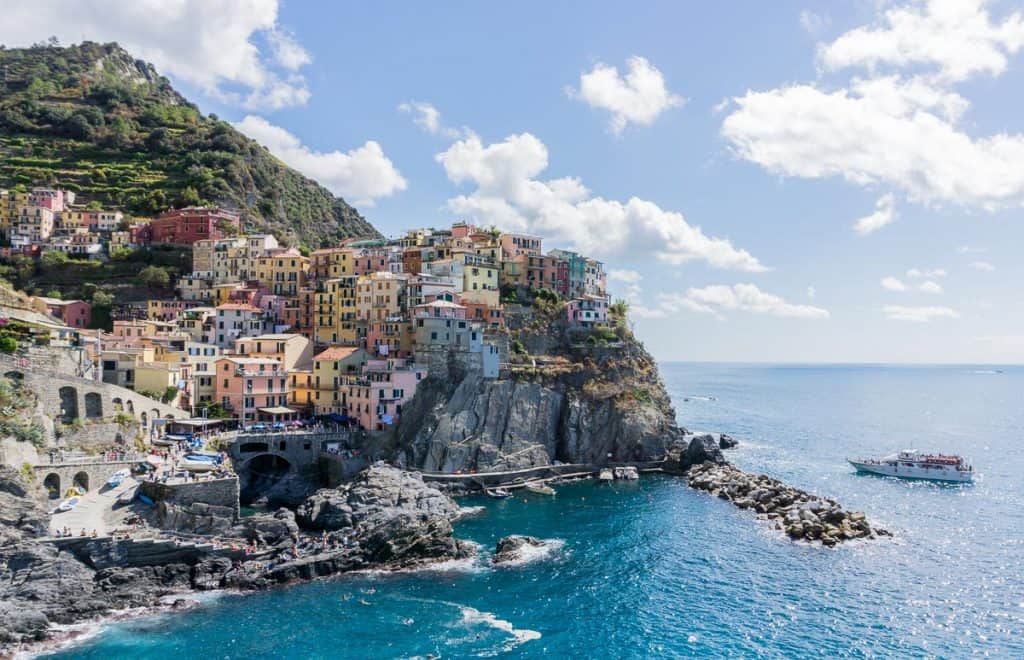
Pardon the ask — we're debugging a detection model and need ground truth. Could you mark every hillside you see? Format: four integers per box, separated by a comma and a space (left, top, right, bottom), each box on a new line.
0, 41, 380, 247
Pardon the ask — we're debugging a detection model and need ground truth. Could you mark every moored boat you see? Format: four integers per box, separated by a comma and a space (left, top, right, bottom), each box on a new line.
54, 496, 80, 513
848, 449, 973, 483
486, 488, 512, 499
525, 482, 556, 496
598, 469, 614, 481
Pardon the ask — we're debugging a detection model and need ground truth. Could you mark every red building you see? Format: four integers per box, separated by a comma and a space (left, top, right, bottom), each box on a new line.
150, 207, 241, 246
39, 298, 91, 328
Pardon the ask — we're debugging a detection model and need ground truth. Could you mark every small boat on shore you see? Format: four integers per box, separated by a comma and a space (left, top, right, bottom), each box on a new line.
53, 496, 80, 513
613, 466, 639, 480
106, 469, 130, 489
525, 482, 556, 496
486, 488, 512, 499
848, 449, 974, 483
598, 469, 614, 482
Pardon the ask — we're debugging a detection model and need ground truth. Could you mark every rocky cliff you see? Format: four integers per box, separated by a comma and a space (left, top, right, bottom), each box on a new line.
0, 464, 469, 652
392, 300, 686, 472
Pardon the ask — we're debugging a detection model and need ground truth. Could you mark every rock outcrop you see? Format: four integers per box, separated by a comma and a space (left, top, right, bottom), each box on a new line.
677, 433, 726, 471
0, 464, 472, 653
492, 535, 545, 564
295, 464, 469, 566
394, 337, 685, 473
685, 461, 890, 546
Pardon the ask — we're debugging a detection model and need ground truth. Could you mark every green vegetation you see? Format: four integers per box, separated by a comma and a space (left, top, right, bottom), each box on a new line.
512, 340, 527, 355
195, 402, 231, 419
0, 377, 46, 448
0, 41, 380, 247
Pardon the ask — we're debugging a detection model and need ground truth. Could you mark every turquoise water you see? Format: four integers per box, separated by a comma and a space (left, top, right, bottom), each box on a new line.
48, 364, 1024, 658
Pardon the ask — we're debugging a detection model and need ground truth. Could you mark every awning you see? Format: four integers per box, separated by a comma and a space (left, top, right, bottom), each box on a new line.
258, 406, 296, 415
171, 419, 224, 427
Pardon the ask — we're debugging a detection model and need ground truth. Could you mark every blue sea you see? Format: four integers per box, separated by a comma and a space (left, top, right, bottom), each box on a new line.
47, 364, 1024, 658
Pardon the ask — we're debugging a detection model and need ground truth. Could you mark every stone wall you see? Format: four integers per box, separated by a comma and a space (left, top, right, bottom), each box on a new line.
139, 476, 240, 519
0, 352, 186, 443
59, 422, 141, 451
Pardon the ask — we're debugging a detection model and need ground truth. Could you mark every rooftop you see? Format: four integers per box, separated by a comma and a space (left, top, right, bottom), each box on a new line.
314, 346, 361, 361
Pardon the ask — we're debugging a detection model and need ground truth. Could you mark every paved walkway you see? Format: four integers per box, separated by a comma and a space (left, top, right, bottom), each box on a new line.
48, 476, 139, 538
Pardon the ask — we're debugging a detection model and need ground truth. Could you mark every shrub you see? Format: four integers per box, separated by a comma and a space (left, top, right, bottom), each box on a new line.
512, 340, 527, 355
0, 335, 18, 354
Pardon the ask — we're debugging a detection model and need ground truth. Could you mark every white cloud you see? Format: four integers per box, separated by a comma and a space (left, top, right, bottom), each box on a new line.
882, 276, 908, 291
0, 0, 314, 110
818, 0, 1024, 83
970, 260, 996, 271
907, 267, 947, 278
721, 2, 1024, 212
807, 285, 817, 299
235, 115, 407, 206
800, 10, 831, 35
882, 275, 944, 293
711, 98, 731, 115
657, 284, 830, 320
568, 56, 684, 133
722, 75, 1024, 209
957, 244, 987, 253
853, 193, 897, 234
398, 101, 462, 138
883, 305, 959, 322
267, 29, 312, 71
608, 269, 643, 284
436, 132, 765, 270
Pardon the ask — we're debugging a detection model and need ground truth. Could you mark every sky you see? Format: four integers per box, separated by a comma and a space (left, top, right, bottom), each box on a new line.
4, 0, 1024, 364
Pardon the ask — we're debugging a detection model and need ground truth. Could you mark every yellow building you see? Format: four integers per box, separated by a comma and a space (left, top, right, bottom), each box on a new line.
134, 361, 183, 406
459, 253, 500, 307
235, 333, 313, 372
310, 247, 354, 279
254, 250, 310, 296
356, 271, 408, 323
288, 368, 315, 411
315, 277, 360, 346
311, 346, 367, 414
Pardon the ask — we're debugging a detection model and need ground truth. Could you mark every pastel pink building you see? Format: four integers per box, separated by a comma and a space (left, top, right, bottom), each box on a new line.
344, 358, 426, 431
40, 298, 91, 328
214, 356, 292, 424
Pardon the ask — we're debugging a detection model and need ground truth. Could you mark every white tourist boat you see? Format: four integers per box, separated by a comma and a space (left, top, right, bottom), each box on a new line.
525, 482, 556, 496
848, 450, 974, 483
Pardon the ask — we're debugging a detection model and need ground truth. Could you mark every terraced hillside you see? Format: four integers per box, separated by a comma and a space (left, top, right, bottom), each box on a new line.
0, 41, 380, 247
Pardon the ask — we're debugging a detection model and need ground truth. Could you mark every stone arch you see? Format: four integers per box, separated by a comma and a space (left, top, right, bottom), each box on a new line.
140, 411, 148, 427
43, 473, 61, 499
4, 370, 24, 381
73, 471, 89, 492
59, 386, 79, 423
151, 408, 160, 422
126, 399, 135, 414
84, 392, 103, 419
112, 397, 124, 412
115, 432, 125, 445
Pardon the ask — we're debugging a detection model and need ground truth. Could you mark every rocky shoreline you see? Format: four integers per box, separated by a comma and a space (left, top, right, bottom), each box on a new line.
0, 465, 474, 656
677, 434, 890, 546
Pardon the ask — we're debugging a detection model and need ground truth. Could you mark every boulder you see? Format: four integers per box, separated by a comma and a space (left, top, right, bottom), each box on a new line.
492, 535, 545, 564
295, 465, 470, 568
718, 433, 738, 449
678, 434, 725, 471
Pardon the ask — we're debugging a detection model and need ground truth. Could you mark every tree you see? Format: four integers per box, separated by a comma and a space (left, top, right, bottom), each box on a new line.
44, 289, 62, 299
39, 250, 69, 270
91, 290, 114, 307
177, 186, 201, 206
0, 335, 17, 354
137, 265, 171, 290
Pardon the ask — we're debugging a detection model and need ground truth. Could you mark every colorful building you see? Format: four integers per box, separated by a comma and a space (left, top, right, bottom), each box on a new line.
150, 207, 242, 246
213, 356, 291, 423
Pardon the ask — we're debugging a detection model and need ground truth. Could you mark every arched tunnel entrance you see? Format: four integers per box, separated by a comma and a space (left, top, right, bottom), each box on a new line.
239, 453, 293, 506
43, 473, 61, 499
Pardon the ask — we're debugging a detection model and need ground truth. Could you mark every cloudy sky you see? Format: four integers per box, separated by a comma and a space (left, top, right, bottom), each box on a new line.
5, 0, 1024, 364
